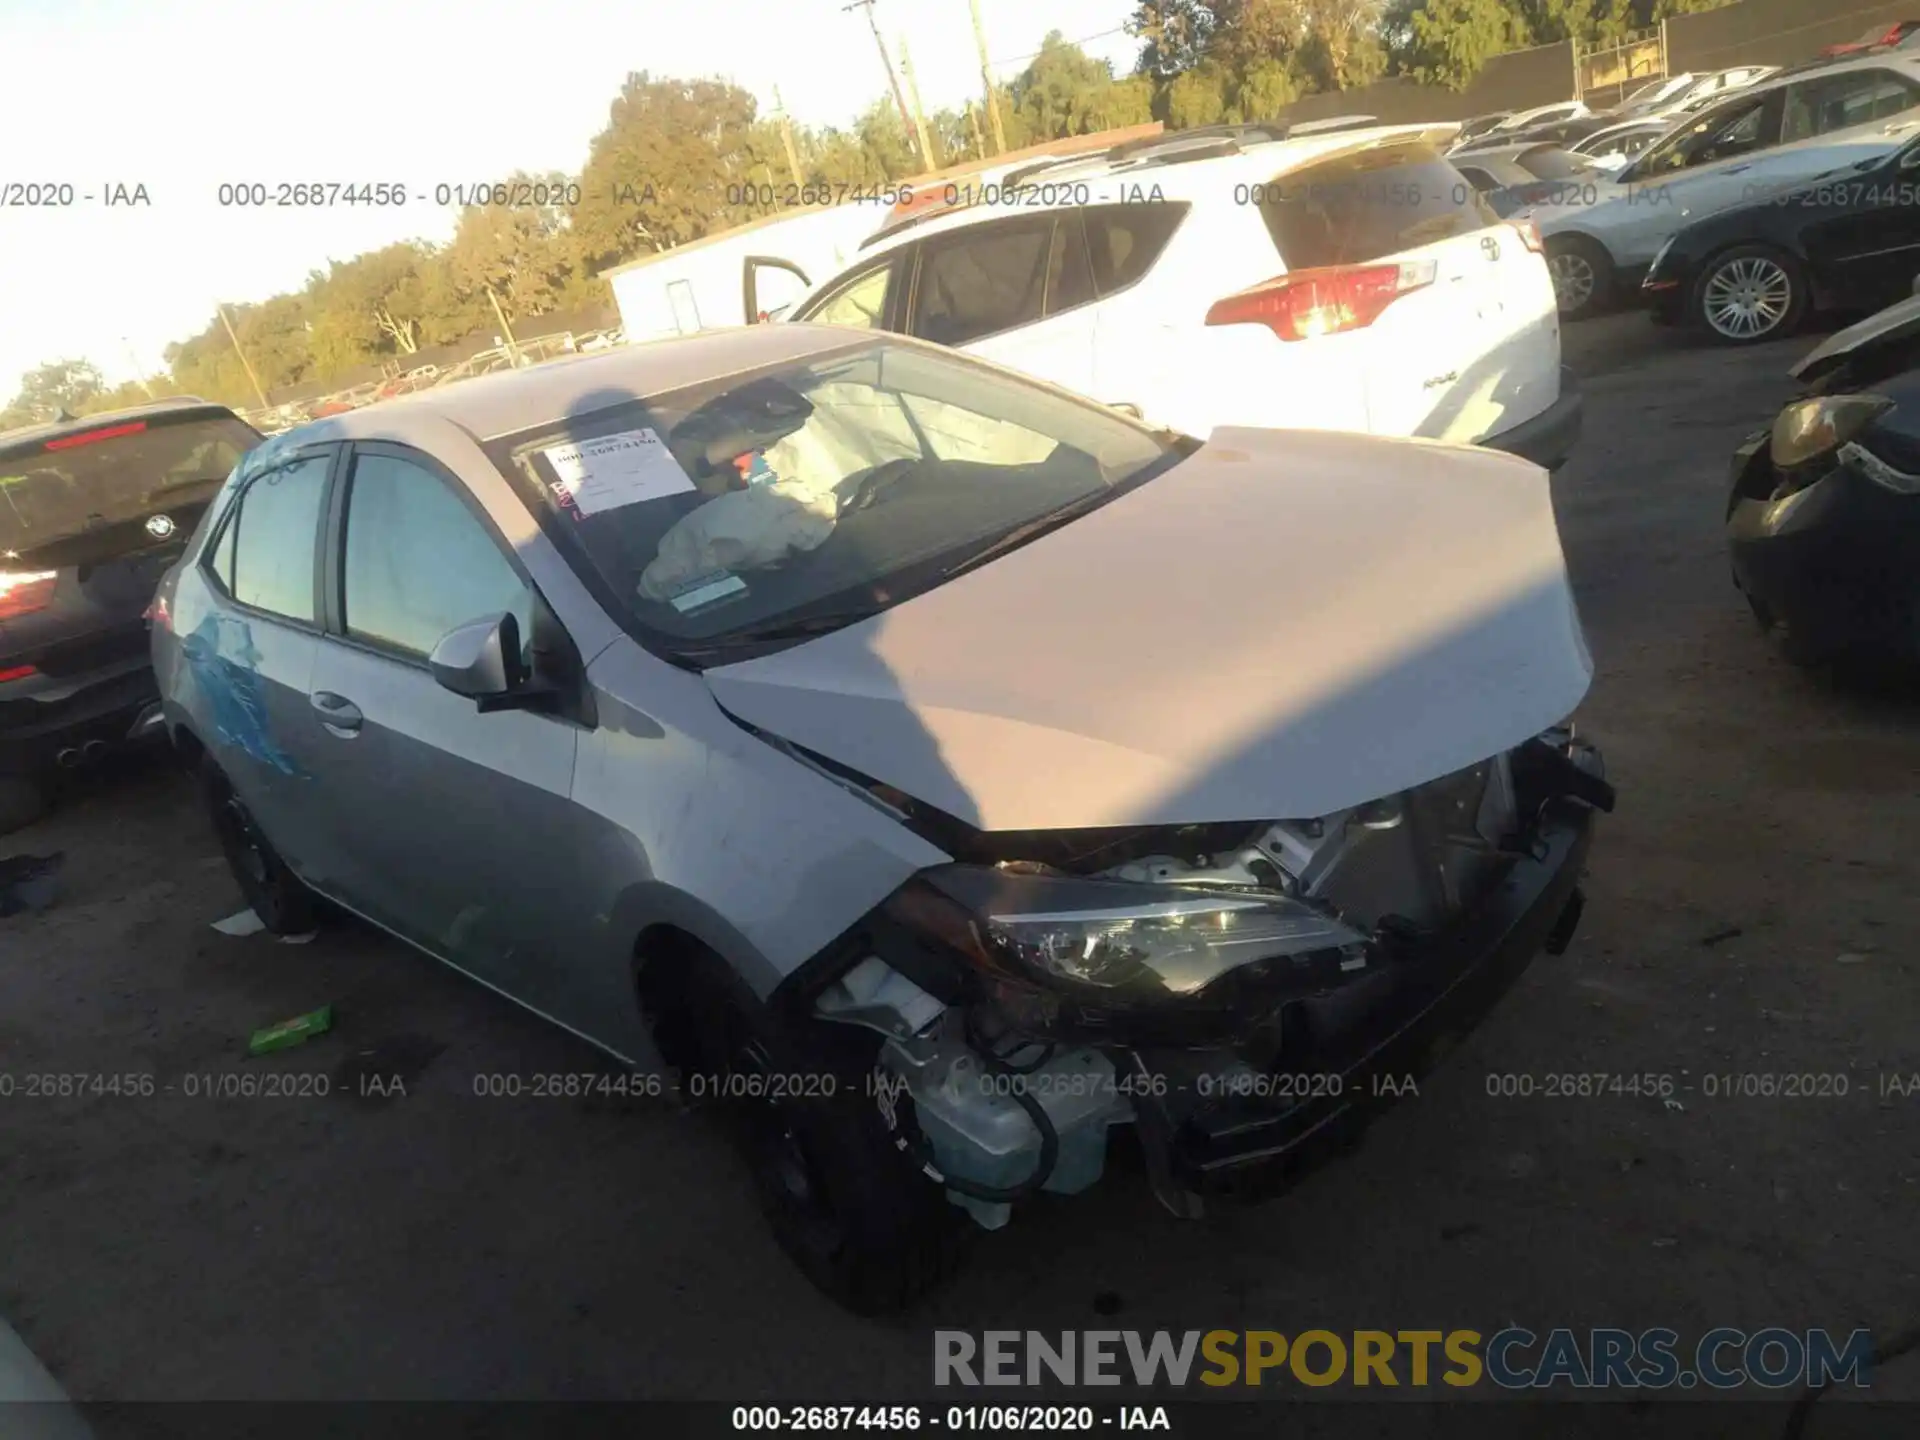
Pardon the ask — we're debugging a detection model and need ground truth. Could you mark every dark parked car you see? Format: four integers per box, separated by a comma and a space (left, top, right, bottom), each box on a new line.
1727, 296, 1920, 664
1642, 133, 1920, 342
0, 399, 263, 830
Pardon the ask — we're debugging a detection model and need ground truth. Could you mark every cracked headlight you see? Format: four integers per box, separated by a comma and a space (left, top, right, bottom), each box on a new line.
1770, 394, 1894, 469
886, 866, 1367, 1003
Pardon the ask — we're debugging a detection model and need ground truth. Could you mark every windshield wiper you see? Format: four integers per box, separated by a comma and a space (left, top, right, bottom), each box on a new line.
940, 486, 1122, 582
672, 604, 894, 663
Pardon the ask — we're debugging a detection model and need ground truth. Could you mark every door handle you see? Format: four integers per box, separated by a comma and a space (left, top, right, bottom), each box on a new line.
311, 691, 363, 737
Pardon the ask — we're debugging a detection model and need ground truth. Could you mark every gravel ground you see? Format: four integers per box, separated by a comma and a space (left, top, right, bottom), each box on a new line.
0, 314, 1915, 1416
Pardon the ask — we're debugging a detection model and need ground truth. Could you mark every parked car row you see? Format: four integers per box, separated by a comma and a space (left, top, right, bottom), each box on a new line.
1517, 52, 1920, 321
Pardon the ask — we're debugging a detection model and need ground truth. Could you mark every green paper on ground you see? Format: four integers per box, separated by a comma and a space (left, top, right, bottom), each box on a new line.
248, 1005, 333, 1056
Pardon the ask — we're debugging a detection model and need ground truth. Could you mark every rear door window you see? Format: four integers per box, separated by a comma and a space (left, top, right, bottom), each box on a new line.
909, 216, 1054, 345
1256, 142, 1497, 270
1081, 204, 1188, 296
225, 453, 330, 623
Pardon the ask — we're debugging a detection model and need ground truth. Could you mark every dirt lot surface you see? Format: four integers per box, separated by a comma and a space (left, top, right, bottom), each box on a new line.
1, 315, 1916, 1418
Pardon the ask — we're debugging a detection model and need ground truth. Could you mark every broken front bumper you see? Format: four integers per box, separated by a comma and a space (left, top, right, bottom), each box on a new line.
1132, 789, 1597, 1203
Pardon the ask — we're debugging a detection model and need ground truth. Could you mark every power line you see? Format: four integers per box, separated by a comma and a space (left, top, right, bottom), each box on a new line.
989, 24, 1131, 72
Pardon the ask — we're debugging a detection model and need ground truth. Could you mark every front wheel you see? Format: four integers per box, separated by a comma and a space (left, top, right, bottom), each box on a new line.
201, 758, 315, 934
669, 959, 972, 1315
1546, 235, 1613, 321
1691, 245, 1808, 345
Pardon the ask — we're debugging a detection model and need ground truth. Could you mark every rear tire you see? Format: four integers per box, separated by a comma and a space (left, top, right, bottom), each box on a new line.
0, 774, 48, 836
201, 758, 315, 934
664, 957, 972, 1315
1690, 244, 1808, 345
1546, 234, 1613, 321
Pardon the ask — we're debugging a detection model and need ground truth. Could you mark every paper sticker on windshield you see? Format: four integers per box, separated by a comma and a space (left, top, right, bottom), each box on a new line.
543, 429, 694, 515
665, 570, 748, 615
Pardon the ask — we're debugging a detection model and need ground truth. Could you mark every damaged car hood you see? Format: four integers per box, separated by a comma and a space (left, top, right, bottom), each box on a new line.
703, 427, 1594, 832
1792, 292, 1920, 385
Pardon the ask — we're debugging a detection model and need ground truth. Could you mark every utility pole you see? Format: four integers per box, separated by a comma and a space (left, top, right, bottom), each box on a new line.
217, 304, 269, 410
843, 0, 924, 170
486, 286, 521, 365
772, 85, 805, 189
968, 0, 1008, 156
122, 339, 155, 399
898, 35, 941, 172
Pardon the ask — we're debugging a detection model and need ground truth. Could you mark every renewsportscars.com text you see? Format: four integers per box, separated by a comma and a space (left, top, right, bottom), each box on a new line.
934, 1328, 1875, 1391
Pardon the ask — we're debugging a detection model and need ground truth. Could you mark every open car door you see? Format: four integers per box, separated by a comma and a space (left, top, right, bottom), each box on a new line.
743, 256, 812, 324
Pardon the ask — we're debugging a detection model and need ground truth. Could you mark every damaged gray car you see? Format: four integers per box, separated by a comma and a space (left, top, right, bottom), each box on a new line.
149, 326, 1613, 1313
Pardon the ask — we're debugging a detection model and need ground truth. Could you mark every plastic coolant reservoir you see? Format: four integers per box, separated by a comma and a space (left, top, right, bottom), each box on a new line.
901, 1045, 1131, 1231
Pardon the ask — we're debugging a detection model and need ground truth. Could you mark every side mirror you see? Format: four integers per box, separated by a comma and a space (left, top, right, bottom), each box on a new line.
429, 612, 556, 714
1902, 146, 1920, 172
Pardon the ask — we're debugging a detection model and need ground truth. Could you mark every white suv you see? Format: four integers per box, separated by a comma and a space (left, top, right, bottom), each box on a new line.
767, 123, 1582, 469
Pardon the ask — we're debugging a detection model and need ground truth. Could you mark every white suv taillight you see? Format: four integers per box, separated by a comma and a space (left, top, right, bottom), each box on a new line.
1204, 260, 1439, 342
1512, 220, 1545, 253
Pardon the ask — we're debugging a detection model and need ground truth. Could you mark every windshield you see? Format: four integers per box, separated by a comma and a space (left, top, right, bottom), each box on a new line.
0, 412, 260, 553
486, 339, 1182, 656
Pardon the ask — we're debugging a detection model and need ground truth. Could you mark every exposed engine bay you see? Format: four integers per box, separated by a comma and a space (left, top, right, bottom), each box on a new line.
810, 729, 1613, 1231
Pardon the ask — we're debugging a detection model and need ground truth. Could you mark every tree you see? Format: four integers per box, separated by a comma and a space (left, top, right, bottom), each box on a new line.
1384, 0, 1522, 88
1011, 32, 1137, 138
1130, 1, 1227, 76
1294, 0, 1389, 90
1162, 61, 1233, 127
1232, 60, 1299, 121
5, 360, 105, 421
445, 171, 585, 324
572, 72, 768, 267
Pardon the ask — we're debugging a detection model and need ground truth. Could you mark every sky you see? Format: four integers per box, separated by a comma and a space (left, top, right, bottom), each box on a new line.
0, 0, 1139, 396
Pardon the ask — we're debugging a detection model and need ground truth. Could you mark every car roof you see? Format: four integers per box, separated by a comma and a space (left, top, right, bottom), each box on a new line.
0, 396, 247, 455
847, 122, 1464, 261
1756, 49, 1920, 85
279, 325, 874, 446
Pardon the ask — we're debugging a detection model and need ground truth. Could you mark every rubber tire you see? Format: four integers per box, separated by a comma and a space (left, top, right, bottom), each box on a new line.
669, 959, 972, 1316
1546, 234, 1614, 321
0, 774, 48, 837
1689, 244, 1809, 347
201, 757, 315, 935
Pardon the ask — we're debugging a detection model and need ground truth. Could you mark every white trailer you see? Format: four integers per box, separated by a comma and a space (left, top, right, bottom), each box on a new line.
606, 204, 885, 344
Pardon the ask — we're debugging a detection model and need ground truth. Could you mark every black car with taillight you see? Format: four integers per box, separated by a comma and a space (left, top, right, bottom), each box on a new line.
1727, 294, 1920, 665
0, 399, 263, 831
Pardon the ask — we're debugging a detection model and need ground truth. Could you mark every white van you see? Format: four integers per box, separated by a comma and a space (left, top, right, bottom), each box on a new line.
607, 204, 885, 343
